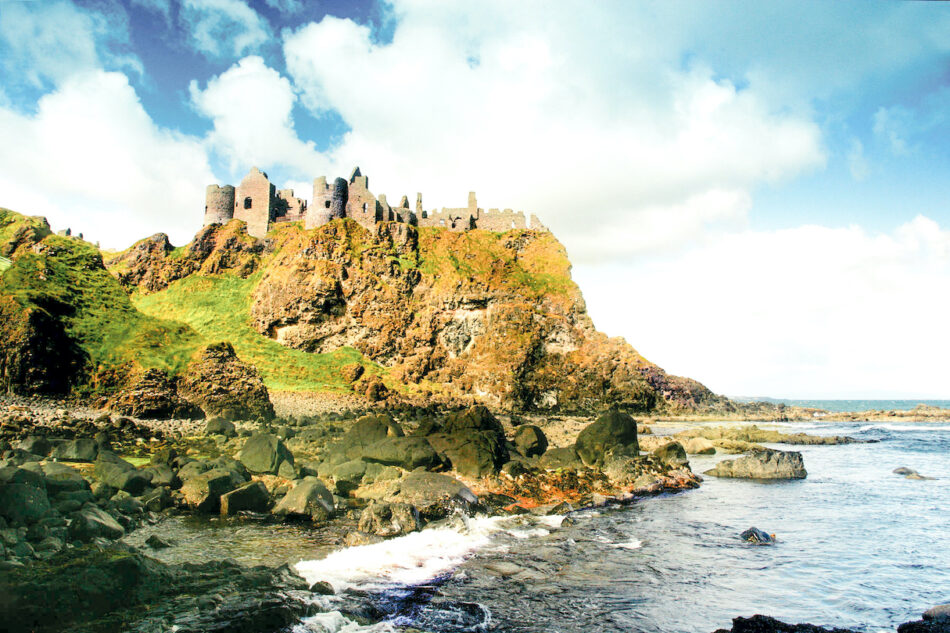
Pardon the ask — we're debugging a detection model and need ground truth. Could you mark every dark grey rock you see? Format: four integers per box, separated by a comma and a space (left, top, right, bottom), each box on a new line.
180, 468, 241, 513
389, 471, 477, 521
0, 484, 50, 524
205, 417, 237, 438
17, 436, 51, 457
512, 425, 548, 458
538, 446, 582, 469
68, 506, 124, 541
220, 481, 271, 515
652, 441, 689, 468
358, 502, 421, 537
272, 478, 333, 521
740, 527, 775, 544
575, 409, 639, 467
362, 436, 442, 471
238, 433, 294, 475
51, 438, 98, 463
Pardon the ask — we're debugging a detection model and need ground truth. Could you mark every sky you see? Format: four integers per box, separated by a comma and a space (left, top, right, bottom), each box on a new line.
0, 0, 948, 399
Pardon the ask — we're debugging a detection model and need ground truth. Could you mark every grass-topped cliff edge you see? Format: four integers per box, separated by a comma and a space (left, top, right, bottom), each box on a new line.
0, 206, 731, 415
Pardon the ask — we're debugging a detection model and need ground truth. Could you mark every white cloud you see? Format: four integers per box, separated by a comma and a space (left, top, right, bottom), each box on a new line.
0, 0, 141, 89
180, 0, 269, 59
282, 5, 825, 263
574, 216, 950, 398
873, 106, 911, 156
0, 71, 214, 248
189, 56, 329, 177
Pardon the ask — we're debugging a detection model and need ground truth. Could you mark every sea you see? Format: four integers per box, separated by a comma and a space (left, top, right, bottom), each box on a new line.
131, 419, 950, 633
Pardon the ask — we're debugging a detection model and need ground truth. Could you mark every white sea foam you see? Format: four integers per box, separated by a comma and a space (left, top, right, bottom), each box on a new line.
294, 514, 561, 593
613, 539, 644, 550
294, 610, 397, 633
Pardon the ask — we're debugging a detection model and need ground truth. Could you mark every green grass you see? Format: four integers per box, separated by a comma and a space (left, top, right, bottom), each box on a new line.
0, 235, 201, 386
132, 273, 379, 392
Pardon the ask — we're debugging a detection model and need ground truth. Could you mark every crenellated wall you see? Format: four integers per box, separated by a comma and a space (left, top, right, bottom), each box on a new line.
208, 166, 549, 237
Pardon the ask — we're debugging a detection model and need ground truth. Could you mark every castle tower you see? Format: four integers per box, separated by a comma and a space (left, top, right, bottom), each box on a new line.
344, 166, 379, 229
234, 167, 275, 238
204, 184, 235, 226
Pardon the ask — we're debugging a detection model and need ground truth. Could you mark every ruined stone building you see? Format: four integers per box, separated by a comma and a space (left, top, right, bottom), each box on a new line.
204, 166, 547, 238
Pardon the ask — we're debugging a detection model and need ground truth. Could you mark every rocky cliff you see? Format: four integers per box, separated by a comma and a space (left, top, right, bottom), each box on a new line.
105, 217, 725, 413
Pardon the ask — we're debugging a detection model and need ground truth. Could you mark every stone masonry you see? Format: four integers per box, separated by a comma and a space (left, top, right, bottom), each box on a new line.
204, 166, 548, 238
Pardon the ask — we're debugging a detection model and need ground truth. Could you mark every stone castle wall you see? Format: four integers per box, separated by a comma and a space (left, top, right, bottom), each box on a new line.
204, 184, 235, 226
207, 166, 548, 238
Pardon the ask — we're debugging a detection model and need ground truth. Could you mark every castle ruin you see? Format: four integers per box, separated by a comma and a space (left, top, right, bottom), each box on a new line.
203, 166, 547, 239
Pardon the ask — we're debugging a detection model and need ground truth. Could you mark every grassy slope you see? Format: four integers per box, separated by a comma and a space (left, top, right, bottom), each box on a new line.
0, 210, 201, 392
130, 265, 376, 394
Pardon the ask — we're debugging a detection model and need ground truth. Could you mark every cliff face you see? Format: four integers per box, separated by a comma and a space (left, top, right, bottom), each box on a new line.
109, 218, 723, 413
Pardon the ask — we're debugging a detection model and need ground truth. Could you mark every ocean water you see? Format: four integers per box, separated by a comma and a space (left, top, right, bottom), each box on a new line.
130, 421, 949, 632
733, 398, 950, 413
293, 421, 950, 633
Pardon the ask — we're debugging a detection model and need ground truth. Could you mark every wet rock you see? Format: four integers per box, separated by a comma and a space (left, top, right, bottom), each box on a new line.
501, 459, 530, 477
0, 483, 50, 524
204, 416, 237, 437
272, 478, 334, 521
177, 459, 210, 481
388, 471, 477, 521
575, 409, 639, 467
68, 506, 124, 541
94, 451, 152, 495
141, 486, 173, 512
512, 425, 548, 458
704, 449, 807, 480
0, 465, 45, 490
712, 615, 861, 633
427, 431, 508, 477
740, 527, 775, 544
180, 468, 240, 513
145, 534, 172, 549
898, 619, 950, 633
17, 436, 51, 457
238, 432, 294, 475
50, 438, 98, 462
361, 436, 442, 471
652, 441, 689, 468
893, 467, 917, 475
539, 446, 582, 469
333, 414, 404, 461
310, 580, 335, 595
142, 463, 179, 488
38, 462, 89, 495
178, 342, 275, 421
107, 368, 203, 419
443, 405, 505, 438
220, 480, 271, 515
358, 501, 421, 537
111, 491, 144, 515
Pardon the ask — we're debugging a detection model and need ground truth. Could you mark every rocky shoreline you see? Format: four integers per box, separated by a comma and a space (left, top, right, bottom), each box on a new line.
0, 395, 940, 633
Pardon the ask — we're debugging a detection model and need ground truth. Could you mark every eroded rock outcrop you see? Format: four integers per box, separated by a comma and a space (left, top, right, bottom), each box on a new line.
179, 343, 275, 421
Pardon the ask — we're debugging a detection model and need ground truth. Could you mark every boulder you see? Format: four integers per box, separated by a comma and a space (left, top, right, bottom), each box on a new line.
220, 481, 271, 515
512, 425, 548, 458
683, 437, 716, 455
575, 409, 639, 467
0, 484, 50, 524
442, 405, 505, 439
178, 342, 275, 421
94, 452, 152, 495
180, 468, 241, 513
271, 478, 334, 521
17, 436, 51, 457
238, 433, 294, 475
427, 432, 507, 477
388, 471, 477, 520
357, 502, 421, 537
704, 449, 807, 480
38, 462, 89, 495
141, 486, 173, 512
361, 436, 442, 471
652, 441, 689, 468
205, 417, 237, 438
50, 438, 98, 463
68, 506, 124, 541
142, 464, 179, 489
740, 527, 775, 544
538, 446, 582, 469
0, 466, 45, 490
923, 605, 950, 622
107, 368, 203, 419
333, 414, 404, 461
177, 460, 210, 481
